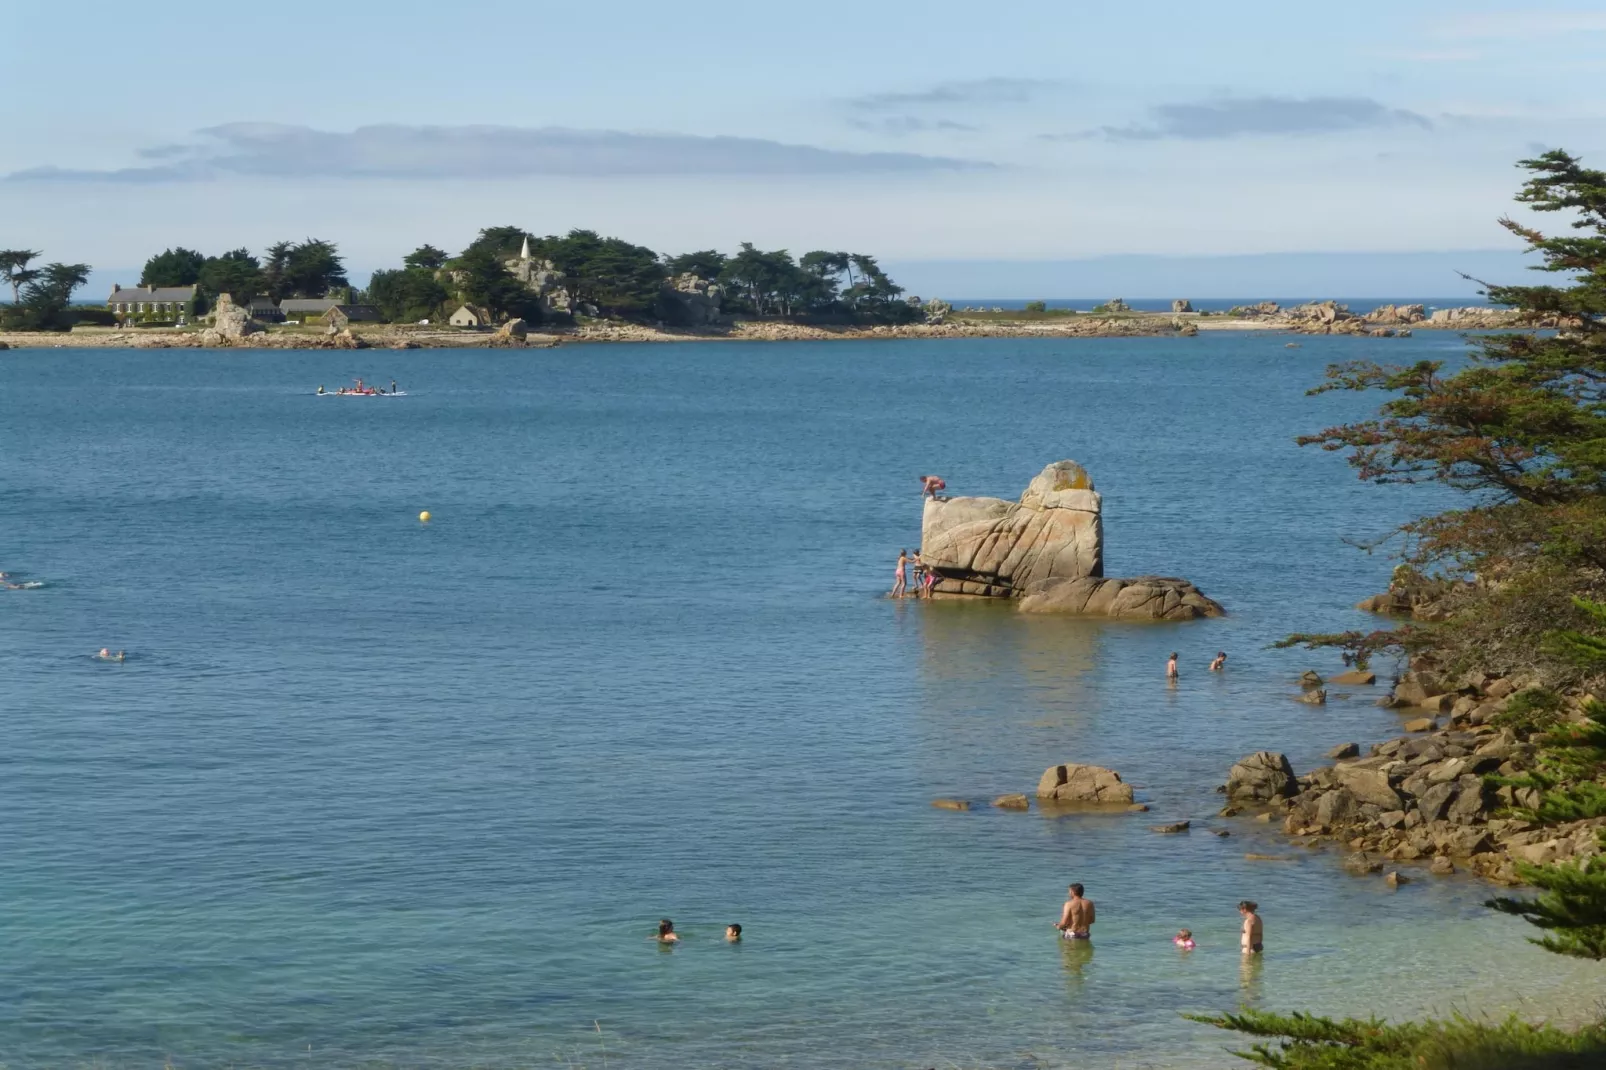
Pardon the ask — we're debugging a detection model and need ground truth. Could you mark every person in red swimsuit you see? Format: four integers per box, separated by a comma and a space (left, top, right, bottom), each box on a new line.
920, 475, 946, 499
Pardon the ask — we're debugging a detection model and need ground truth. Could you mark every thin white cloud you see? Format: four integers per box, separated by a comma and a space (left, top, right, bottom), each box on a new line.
1433, 11, 1606, 39
845, 77, 1060, 113
1051, 96, 1432, 142
5, 122, 991, 183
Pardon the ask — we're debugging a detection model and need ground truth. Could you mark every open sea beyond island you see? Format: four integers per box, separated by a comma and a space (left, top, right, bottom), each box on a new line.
4, 334, 1602, 1070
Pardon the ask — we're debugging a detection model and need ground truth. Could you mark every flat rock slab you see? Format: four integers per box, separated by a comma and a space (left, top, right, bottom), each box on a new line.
1018, 575, 1224, 620
1150, 821, 1191, 833
930, 798, 971, 811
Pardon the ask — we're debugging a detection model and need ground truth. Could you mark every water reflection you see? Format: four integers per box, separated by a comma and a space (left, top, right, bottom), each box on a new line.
1238, 951, 1264, 1001
1059, 935, 1095, 990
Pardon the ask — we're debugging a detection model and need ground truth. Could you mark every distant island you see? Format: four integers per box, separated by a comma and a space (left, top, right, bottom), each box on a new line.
0, 228, 1553, 349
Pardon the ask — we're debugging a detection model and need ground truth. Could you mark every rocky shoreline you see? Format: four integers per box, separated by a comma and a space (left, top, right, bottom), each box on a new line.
1220, 665, 1602, 888
0, 300, 1544, 351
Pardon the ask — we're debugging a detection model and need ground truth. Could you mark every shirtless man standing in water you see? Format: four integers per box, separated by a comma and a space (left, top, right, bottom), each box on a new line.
1056, 883, 1095, 940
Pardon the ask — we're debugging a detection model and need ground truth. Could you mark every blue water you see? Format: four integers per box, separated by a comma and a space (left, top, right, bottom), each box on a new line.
2, 335, 1598, 1070
953, 297, 1493, 313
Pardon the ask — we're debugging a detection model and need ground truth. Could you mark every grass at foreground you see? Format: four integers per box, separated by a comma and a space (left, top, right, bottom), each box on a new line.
1189, 1009, 1606, 1069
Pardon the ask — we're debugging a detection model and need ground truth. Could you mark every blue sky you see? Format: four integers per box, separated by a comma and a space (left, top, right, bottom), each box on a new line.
5, 0, 1606, 294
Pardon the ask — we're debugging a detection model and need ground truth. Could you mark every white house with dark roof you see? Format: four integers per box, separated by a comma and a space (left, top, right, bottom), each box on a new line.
107, 283, 198, 319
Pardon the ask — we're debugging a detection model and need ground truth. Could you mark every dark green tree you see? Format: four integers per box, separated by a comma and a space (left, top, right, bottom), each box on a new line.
453, 247, 542, 323
1489, 851, 1606, 960
665, 250, 728, 279
139, 247, 205, 287
464, 226, 530, 259
280, 239, 348, 298
10, 261, 91, 330
0, 248, 41, 304
367, 266, 449, 323
197, 249, 263, 302
539, 229, 664, 319
1284, 150, 1606, 674
403, 244, 449, 271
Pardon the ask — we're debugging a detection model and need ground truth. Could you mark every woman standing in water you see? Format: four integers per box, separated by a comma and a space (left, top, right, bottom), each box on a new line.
892, 549, 909, 598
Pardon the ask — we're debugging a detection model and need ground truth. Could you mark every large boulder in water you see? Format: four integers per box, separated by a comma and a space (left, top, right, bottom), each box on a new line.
1018, 576, 1223, 620
1036, 762, 1134, 804
921, 461, 1103, 595
1225, 752, 1297, 802
918, 460, 1224, 617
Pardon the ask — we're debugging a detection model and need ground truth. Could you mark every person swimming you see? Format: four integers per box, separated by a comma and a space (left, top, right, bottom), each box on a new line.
1174, 928, 1196, 950
1166, 652, 1179, 680
1209, 651, 1227, 672
725, 923, 742, 942
657, 918, 680, 943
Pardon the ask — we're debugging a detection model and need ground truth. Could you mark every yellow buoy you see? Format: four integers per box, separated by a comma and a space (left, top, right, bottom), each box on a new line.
419, 511, 431, 522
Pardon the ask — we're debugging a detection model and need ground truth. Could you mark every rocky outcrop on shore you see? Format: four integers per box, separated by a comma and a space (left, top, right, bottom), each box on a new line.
1228, 667, 1603, 884
919, 461, 1224, 619
1224, 299, 1564, 336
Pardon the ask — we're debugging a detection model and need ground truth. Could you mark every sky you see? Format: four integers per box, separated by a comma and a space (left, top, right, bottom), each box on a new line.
5, 0, 1606, 295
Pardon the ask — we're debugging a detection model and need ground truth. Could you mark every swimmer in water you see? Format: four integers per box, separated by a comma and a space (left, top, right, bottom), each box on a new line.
1174, 928, 1196, 950
657, 919, 680, 943
726, 923, 742, 942
317, 385, 325, 395
1056, 883, 1095, 940
1166, 651, 1179, 680
1209, 651, 1227, 672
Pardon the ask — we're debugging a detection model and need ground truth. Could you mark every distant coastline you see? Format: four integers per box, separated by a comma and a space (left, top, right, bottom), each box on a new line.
0, 300, 1546, 350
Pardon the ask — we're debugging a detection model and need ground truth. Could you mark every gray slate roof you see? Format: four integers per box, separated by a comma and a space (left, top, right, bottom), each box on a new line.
279, 298, 342, 313
108, 284, 197, 303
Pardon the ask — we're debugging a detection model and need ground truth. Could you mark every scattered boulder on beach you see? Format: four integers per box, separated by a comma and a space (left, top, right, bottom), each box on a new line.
1225, 752, 1298, 802
1036, 762, 1134, 804
1326, 742, 1361, 760
1330, 669, 1376, 685
489, 318, 529, 347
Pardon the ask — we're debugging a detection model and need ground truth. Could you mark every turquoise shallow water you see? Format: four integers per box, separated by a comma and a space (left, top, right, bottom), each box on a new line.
2, 336, 1602, 1069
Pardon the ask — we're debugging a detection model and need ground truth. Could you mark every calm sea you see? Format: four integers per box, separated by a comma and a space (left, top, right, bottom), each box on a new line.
2, 335, 1598, 1069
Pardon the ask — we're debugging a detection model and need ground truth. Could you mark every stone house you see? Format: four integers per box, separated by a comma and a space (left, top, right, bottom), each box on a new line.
321, 305, 382, 329
107, 284, 198, 321
449, 305, 489, 327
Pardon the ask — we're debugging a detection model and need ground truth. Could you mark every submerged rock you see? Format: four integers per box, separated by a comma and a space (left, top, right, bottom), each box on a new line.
930, 798, 971, 811
992, 793, 1030, 811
